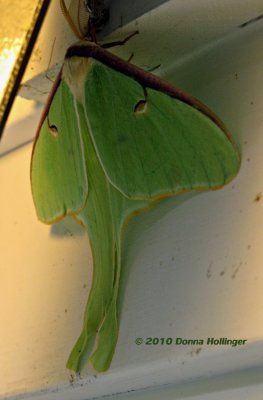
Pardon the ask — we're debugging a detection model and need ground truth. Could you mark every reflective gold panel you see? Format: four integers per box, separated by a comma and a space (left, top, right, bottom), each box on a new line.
0, 0, 50, 137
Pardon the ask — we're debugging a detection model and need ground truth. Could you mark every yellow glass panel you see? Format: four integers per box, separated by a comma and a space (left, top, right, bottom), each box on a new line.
0, 0, 50, 135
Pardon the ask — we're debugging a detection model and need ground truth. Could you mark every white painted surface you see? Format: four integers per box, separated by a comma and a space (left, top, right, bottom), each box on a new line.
1, 0, 263, 399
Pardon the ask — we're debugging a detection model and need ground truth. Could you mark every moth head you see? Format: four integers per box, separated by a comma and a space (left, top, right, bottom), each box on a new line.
61, 0, 110, 40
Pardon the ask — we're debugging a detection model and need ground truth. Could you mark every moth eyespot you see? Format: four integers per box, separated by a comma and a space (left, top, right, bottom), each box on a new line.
47, 115, 59, 138
134, 100, 147, 115
48, 124, 59, 139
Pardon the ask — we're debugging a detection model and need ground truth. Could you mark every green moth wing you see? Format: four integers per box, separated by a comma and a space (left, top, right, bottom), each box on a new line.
31, 77, 88, 223
80, 59, 240, 199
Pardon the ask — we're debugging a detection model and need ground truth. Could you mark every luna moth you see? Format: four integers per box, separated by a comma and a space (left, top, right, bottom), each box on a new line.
30, 31, 240, 373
